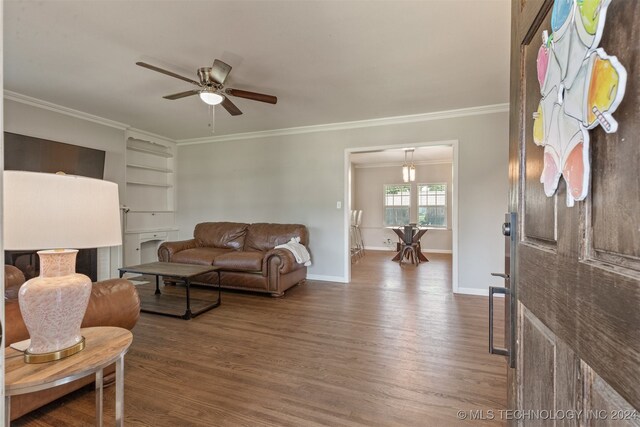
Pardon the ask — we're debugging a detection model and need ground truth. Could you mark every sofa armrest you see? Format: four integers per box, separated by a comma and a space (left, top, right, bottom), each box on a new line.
263, 248, 305, 276
158, 239, 198, 262
82, 279, 140, 330
5, 265, 26, 300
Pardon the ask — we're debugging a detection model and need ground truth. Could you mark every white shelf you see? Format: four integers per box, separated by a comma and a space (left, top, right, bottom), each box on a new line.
127, 163, 173, 173
126, 145, 173, 158
128, 210, 175, 213
126, 181, 173, 188
125, 227, 178, 234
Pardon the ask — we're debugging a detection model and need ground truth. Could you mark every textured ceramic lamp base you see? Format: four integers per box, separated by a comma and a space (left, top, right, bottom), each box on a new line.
18, 249, 92, 363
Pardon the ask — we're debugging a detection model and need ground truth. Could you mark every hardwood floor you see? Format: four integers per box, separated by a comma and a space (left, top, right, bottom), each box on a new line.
14, 251, 506, 426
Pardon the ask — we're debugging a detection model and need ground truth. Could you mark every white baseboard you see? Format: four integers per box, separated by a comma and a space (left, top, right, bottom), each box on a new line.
423, 249, 453, 254
364, 246, 394, 251
455, 287, 505, 297
306, 274, 349, 283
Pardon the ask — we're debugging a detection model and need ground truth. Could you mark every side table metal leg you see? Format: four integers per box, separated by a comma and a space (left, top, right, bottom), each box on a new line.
95, 369, 103, 427
6, 396, 11, 427
116, 355, 124, 427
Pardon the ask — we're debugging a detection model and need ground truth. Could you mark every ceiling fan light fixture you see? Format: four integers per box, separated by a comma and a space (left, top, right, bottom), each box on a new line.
199, 91, 225, 106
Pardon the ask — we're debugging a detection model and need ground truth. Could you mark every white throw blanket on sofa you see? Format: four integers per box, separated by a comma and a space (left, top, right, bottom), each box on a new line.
275, 237, 312, 266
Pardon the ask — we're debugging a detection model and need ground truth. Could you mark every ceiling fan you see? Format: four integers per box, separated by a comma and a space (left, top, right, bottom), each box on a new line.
136, 59, 277, 116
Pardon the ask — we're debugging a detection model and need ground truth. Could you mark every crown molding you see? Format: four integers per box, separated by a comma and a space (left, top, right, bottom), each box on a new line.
4, 90, 178, 143
177, 103, 509, 146
354, 159, 453, 169
4, 90, 130, 130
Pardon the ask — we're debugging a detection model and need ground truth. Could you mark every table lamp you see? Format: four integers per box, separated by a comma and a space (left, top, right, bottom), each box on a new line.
3, 171, 122, 363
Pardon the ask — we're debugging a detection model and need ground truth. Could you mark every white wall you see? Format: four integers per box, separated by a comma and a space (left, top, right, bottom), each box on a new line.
4, 98, 127, 280
176, 109, 509, 294
353, 162, 452, 252
1, 2, 5, 413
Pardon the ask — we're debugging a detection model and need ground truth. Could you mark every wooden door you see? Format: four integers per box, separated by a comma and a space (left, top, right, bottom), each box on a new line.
508, 0, 640, 425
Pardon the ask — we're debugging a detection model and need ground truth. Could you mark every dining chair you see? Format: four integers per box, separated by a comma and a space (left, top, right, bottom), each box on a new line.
355, 210, 365, 257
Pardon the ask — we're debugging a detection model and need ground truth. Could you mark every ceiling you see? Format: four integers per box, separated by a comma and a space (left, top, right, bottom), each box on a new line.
4, 1, 510, 140
351, 145, 453, 166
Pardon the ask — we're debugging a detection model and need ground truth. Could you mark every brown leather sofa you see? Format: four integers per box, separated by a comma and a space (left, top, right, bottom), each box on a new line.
4, 265, 140, 421
158, 222, 309, 296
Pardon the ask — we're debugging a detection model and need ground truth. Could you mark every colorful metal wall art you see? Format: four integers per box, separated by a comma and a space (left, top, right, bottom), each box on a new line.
533, 0, 627, 206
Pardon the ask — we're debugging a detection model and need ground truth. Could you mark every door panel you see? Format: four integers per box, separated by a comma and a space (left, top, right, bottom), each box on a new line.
520, 305, 581, 427
555, 339, 582, 427
521, 308, 555, 425
585, 368, 640, 427
588, 2, 640, 269
508, 0, 640, 420
522, 9, 556, 244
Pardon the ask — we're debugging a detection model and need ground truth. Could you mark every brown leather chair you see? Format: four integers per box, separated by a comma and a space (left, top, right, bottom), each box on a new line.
4, 265, 141, 421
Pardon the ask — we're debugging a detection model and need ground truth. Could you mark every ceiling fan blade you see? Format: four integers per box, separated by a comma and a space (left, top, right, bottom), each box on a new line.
163, 90, 199, 100
226, 88, 277, 104
221, 97, 243, 116
136, 62, 200, 86
211, 59, 232, 85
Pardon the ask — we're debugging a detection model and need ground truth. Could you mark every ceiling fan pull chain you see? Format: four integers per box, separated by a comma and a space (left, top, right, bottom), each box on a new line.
209, 104, 216, 134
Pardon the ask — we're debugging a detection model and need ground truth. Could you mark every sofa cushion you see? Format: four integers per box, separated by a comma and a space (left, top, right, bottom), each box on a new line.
244, 223, 309, 252
172, 247, 232, 265
214, 251, 264, 272
194, 222, 249, 250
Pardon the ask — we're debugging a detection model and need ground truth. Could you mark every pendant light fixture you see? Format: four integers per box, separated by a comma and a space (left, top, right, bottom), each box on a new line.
402, 149, 416, 183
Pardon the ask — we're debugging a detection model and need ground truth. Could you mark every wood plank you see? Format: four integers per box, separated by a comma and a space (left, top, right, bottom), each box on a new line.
14, 252, 507, 426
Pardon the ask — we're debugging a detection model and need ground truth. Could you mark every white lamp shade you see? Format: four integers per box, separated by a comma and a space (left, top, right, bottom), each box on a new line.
409, 165, 416, 182
3, 171, 122, 250
199, 91, 225, 105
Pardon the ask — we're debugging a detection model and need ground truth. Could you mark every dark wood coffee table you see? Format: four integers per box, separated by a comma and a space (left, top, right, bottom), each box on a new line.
119, 262, 221, 320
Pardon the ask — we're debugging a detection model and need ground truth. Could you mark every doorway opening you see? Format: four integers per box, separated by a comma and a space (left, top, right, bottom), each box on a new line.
344, 140, 459, 291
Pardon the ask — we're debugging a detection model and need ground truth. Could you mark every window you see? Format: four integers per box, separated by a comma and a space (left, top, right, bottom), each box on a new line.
384, 184, 411, 226
418, 184, 447, 228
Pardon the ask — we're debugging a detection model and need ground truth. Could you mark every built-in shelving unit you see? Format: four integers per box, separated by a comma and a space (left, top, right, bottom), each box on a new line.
124, 133, 177, 266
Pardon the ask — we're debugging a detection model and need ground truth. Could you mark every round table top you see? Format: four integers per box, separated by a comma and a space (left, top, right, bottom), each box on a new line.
5, 326, 133, 396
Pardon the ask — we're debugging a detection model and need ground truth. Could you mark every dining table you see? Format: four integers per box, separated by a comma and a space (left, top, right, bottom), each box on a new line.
390, 225, 429, 263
